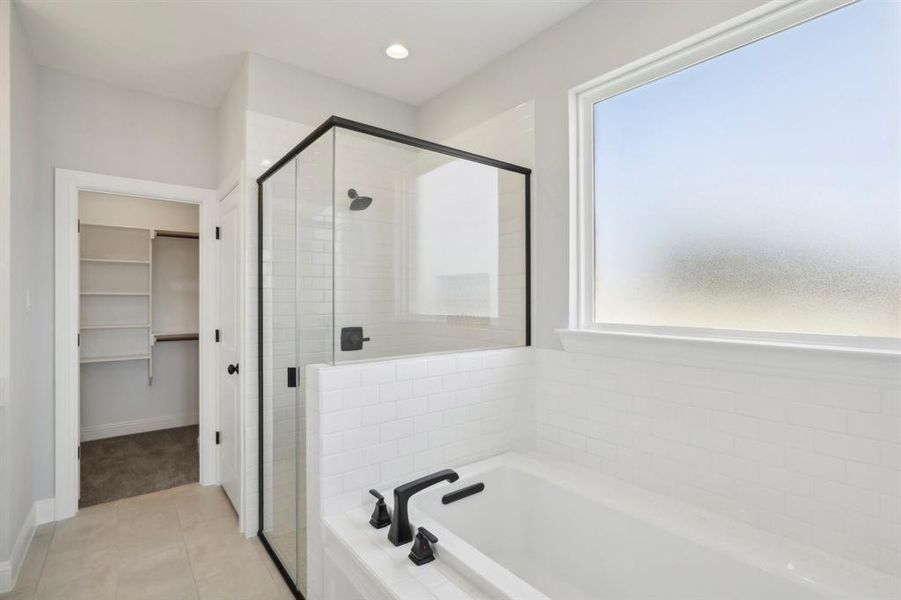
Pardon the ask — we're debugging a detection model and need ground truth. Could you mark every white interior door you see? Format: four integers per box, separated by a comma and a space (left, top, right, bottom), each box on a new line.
218, 186, 242, 511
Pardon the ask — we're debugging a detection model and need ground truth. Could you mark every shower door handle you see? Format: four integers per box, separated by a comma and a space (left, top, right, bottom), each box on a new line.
287, 367, 297, 388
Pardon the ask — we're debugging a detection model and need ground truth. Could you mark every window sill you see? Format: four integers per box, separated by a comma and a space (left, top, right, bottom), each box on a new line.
556, 327, 901, 359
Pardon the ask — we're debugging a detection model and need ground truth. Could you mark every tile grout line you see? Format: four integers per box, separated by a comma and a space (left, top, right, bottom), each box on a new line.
177, 512, 203, 600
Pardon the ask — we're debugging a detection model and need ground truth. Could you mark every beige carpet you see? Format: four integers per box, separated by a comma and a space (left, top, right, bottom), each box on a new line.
79, 425, 199, 508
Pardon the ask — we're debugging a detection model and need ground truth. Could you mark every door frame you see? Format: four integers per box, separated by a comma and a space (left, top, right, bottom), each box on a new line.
54, 168, 219, 520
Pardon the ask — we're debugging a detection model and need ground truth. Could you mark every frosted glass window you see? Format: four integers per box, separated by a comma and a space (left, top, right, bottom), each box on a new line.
593, 0, 900, 338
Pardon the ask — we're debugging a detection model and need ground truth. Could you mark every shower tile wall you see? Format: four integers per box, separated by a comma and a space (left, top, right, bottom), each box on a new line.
333, 131, 418, 361
309, 347, 536, 515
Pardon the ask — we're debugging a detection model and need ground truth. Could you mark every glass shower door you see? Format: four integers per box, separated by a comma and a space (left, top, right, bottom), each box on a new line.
292, 131, 335, 596
260, 128, 335, 598
261, 156, 300, 586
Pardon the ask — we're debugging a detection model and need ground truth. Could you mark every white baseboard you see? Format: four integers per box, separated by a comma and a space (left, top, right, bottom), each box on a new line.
80, 413, 199, 441
35, 498, 55, 526
0, 497, 54, 593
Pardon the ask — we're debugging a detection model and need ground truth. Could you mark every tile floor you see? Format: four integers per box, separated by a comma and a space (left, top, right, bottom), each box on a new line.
0, 484, 295, 600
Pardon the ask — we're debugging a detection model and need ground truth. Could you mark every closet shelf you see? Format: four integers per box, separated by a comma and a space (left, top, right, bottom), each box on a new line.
81, 258, 150, 265
154, 332, 199, 342
80, 223, 151, 232
80, 354, 151, 364
81, 323, 150, 330
80, 292, 151, 296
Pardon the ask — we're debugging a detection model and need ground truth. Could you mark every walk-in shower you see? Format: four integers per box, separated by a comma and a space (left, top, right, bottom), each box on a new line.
257, 116, 531, 598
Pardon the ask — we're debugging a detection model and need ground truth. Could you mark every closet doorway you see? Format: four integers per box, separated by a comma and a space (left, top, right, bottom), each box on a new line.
78, 192, 200, 507
54, 169, 219, 520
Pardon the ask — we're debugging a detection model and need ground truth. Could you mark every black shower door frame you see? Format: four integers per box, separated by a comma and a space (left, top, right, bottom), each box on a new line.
256, 115, 532, 599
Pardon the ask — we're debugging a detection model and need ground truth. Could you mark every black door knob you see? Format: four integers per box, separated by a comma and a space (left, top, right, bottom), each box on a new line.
227, 363, 239, 375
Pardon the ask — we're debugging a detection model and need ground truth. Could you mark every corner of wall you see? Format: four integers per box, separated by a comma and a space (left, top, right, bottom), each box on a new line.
217, 53, 250, 184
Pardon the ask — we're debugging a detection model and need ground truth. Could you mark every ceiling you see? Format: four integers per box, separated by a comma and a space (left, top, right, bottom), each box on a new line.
15, 0, 591, 108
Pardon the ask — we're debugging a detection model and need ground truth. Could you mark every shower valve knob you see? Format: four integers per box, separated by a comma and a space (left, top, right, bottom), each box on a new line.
341, 327, 370, 351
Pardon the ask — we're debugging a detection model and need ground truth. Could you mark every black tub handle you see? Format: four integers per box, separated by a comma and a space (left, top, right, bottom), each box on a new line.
442, 482, 485, 505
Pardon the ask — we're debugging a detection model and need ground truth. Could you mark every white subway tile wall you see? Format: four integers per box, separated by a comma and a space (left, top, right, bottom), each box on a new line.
535, 346, 901, 577
304, 340, 898, 591
332, 130, 418, 361
305, 346, 534, 599
307, 347, 535, 518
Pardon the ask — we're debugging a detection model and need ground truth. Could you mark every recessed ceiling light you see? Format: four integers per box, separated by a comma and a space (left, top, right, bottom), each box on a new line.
385, 44, 409, 60
260, 158, 272, 167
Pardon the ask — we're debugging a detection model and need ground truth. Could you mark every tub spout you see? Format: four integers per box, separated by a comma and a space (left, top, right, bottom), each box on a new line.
387, 469, 459, 546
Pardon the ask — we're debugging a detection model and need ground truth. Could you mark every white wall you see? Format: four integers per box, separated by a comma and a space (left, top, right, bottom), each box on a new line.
417, 0, 769, 349
78, 192, 200, 441
34, 67, 218, 500
7, 0, 39, 558
218, 57, 248, 184
0, 0, 11, 568
0, 0, 41, 587
79, 344, 199, 441
247, 54, 416, 135
79, 191, 200, 232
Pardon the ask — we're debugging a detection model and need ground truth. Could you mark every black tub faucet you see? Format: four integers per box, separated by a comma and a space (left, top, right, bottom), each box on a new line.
387, 469, 459, 546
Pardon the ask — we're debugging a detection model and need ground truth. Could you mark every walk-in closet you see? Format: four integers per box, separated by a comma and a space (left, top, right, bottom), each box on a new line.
78, 191, 200, 507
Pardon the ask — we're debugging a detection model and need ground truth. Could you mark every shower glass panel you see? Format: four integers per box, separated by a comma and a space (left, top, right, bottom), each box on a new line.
257, 118, 529, 597
259, 155, 297, 585
332, 128, 529, 361
259, 153, 299, 587
260, 130, 335, 597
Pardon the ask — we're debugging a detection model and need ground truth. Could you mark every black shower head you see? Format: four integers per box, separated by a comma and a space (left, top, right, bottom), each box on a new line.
347, 188, 373, 211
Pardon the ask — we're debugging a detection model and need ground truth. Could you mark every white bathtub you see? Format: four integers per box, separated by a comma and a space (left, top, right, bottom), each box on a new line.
408, 453, 893, 600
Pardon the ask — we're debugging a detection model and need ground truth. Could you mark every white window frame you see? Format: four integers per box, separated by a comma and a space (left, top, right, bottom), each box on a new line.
567, 0, 900, 356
